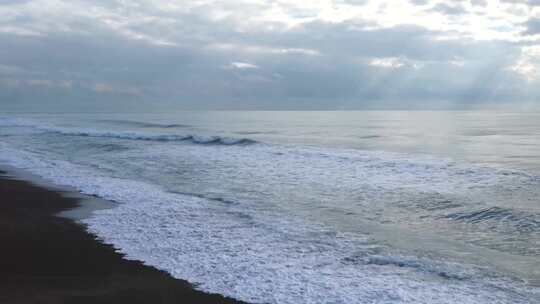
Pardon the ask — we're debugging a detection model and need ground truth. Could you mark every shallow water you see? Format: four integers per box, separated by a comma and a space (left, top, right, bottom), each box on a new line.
1, 111, 539, 303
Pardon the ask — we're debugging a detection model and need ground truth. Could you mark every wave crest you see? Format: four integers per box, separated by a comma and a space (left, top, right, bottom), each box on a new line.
0, 118, 256, 146
53, 129, 257, 145
445, 207, 540, 233
98, 119, 190, 129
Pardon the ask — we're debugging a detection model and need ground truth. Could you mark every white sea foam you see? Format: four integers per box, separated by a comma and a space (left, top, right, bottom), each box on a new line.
0, 141, 538, 304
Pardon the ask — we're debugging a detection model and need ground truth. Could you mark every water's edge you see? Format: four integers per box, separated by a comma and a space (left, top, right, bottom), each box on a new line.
0, 164, 249, 303
0, 163, 112, 220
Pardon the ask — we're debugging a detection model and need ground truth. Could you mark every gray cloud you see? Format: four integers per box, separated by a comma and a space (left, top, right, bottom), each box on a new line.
409, 0, 430, 5
0, 0, 538, 111
429, 3, 468, 15
0, 0, 31, 4
470, 0, 488, 6
525, 18, 540, 35
501, 0, 540, 6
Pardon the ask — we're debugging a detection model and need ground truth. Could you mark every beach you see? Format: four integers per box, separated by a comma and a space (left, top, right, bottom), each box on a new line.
1, 112, 539, 303
0, 169, 244, 304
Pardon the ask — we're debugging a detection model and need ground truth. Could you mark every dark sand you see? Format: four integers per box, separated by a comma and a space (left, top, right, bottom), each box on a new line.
0, 171, 245, 304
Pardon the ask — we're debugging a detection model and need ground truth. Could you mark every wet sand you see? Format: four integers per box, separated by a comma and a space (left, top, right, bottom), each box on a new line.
0, 170, 245, 304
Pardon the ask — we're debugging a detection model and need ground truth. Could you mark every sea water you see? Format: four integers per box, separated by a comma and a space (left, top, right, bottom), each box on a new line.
0, 111, 539, 303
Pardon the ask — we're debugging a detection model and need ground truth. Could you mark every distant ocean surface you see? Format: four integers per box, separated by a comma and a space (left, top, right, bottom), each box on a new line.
1, 111, 539, 303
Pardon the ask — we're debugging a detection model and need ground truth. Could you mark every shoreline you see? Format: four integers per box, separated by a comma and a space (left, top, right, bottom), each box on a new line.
0, 168, 245, 304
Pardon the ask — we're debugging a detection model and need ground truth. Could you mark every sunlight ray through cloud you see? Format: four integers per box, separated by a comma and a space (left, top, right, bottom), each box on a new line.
0, 0, 539, 110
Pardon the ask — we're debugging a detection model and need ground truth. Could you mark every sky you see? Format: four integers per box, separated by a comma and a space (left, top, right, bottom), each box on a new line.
0, 0, 539, 111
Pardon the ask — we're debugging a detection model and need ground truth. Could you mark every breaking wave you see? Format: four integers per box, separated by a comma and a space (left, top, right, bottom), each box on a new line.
0, 117, 256, 146
0, 143, 537, 304
2, 115, 540, 303
445, 207, 540, 233
98, 119, 190, 129
51, 129, 257, 145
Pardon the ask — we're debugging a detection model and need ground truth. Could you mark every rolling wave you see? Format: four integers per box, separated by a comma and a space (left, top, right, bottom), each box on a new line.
445, 207, 540, 233
98, 119, 190, 129
345, 254, 471, 280
2, 117, 540, 303
51, 129, 257, 145
0, 118, 256, 146
0, 144, 537, 304
82, 143, 130, 152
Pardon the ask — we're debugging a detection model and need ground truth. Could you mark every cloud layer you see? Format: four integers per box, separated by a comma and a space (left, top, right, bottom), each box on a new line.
1, 0, 539, 111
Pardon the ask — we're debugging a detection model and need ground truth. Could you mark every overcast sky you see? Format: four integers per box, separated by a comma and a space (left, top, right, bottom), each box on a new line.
1, 0, 539, 111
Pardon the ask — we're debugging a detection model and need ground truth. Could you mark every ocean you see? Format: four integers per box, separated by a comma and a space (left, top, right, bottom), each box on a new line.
1, 111, 539, 303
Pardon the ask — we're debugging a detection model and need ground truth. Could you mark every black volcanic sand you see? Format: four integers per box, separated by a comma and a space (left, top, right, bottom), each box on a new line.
0, 171, 245, 304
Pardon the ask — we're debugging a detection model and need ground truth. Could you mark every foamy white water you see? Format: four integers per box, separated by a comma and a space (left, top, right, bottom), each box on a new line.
1, 112, 539, 303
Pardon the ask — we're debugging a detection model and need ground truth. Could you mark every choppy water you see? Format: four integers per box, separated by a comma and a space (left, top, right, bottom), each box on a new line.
1, 111, 539, 303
